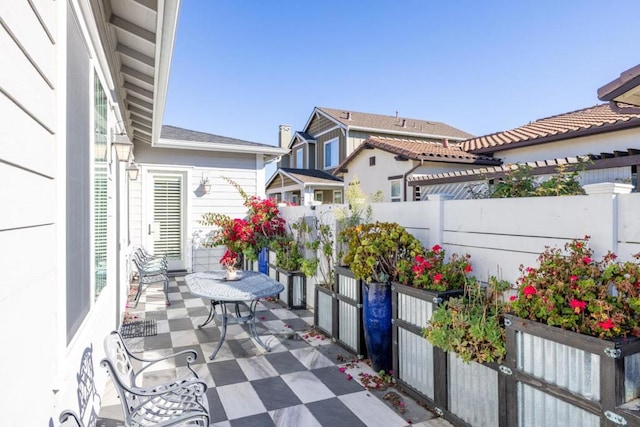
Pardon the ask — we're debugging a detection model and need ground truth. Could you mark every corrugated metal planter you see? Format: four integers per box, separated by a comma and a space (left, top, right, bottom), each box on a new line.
504, 314, 640, 427
391, 284, 463, 411
313, 267, 367, 358
276, 267, 306, 309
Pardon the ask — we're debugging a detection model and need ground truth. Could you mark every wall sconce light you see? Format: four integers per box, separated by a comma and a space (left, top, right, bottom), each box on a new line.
112, 134, 133, 162
126, 162, 140, 181
201, 175, 211, 194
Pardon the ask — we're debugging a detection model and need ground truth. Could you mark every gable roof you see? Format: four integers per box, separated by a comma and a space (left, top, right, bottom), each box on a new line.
304, 107, 474, 141
336, 136, 500, 172
157, 125, 289, 156
598, 64, 640, 107
462, 103, 640, 154
266, 168, 343, 189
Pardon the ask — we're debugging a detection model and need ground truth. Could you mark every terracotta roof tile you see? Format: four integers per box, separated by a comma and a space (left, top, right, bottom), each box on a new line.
462, 104, 640, 153
317, 107, 474, 140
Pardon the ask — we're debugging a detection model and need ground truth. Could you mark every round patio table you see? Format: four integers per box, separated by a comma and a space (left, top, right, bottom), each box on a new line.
184, 270, 284, 360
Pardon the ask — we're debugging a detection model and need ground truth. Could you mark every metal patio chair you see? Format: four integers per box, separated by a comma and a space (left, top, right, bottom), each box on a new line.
131, 256, 170, 306
101, 331, 210, 427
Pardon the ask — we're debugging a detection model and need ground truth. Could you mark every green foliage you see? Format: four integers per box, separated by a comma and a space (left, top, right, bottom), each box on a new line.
340, 222, 423, 283
468, 161, 586, 199
270, 234, 303, 271
508, 237, 640, 339
424, 277, 511, 364
299, 214, 336, 286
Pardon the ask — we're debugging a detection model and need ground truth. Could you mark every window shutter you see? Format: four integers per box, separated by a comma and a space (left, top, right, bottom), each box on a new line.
153, 176, 182, 260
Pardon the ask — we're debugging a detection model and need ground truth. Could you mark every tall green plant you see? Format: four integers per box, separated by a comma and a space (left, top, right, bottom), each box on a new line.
298, 213, 336, 286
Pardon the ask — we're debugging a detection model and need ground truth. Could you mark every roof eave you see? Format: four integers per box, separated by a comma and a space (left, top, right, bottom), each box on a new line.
156, 138, 290, 155
597, 65, 640, 106
348, 126, 469, 141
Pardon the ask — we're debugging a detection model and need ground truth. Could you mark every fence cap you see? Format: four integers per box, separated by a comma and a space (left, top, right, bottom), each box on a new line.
583, 182, 634, 195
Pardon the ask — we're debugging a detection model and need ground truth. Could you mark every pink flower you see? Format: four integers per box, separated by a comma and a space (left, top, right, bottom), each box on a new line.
570, 275, 578, 282
339, 367, 346, 373
525, 267, 535, 275
509, 295, 517, 302
583, 257, 592, 264
569, 299, 586, 313
432, 244, 442, 253
464, 264, 473, 273
433, 273, 443, 283
346, 374, 353, 381
598, 319, 615, 330
523, 286, 536, 296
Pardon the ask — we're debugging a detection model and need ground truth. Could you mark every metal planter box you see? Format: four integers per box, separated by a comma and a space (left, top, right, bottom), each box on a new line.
391, 284, 464, 410
504, 314, 640, 427
313, 267, 367, 358
276, 267, 306, 309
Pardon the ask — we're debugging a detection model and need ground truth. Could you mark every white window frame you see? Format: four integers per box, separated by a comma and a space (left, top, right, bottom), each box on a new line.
333, 190, 343, 204
324, 137, 339, 169
296, 148, 303, 168
390, 180, 402, 202
314, 191, 323, 202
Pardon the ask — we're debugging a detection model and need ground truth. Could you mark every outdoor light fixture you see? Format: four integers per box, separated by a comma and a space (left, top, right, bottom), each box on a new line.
201, 174, 211, 194
112, 134, 133, 162
126, 162, 140, 181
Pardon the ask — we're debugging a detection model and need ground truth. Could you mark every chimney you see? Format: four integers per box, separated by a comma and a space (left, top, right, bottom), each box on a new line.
279, 124, 291, 149
401, 119, 406, 128
442, 138, 449, 148
395, 111, 399, 118
346, 111, 351, 120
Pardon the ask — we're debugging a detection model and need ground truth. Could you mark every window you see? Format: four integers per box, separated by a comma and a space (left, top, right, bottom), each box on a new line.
291, 194, 299, 205
314, 191, 323, 202
333, 190, 343, 204
414, 185, 422, 201
390, 180, 401, 202
369, 156, 376, 166
94, 72, 108, 298
324, 137, 339, 169
296, 148, 303, 168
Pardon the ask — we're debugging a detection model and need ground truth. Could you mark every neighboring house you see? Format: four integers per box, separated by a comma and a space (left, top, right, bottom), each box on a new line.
130, 125, 287, 273
335, 136, 501, 202
598, 63, 640, 107
410, 103, 640, 199
265, 107, 473, 204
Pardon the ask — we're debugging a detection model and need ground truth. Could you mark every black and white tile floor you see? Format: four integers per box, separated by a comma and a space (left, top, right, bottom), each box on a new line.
97, 276, 452, 427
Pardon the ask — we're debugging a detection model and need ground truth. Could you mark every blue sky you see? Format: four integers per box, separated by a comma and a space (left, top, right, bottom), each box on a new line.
163, 1, 639, 147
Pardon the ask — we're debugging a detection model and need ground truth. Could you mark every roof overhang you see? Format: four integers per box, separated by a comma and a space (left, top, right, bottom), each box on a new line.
598, 65, 640, 107
90, 0, 181, 147
156, 138, 289, 159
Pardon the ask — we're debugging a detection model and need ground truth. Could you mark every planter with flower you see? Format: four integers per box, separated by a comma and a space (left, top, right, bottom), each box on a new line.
340, 221, 423, 372
504, 237, 640, 426
390, 244, 476, 417
200, 177, 285, 275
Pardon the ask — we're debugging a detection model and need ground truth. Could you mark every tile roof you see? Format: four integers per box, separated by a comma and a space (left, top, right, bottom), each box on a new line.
462, 104, 640, 153
161, 125, 273, 147
280, 168, 343, 185
317, 107, 474, 140
598, 64, 640, 106
336, 136, 501, 172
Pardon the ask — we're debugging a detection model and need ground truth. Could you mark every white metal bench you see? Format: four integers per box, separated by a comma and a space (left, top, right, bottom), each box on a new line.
131, 247, 170, 306
101, 331, 210, 426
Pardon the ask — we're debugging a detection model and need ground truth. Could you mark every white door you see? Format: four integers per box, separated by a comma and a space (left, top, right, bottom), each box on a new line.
146, 171, 186, 271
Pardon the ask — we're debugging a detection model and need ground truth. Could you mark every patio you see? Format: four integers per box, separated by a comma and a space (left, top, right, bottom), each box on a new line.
96, 275, 453, 427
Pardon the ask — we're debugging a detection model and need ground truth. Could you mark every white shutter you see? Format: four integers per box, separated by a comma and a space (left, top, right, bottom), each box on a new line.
153, 176, 182, 260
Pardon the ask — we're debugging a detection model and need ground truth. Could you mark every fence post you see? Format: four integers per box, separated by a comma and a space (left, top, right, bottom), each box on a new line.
583, 183, 633, 257
425, 194, 453, 246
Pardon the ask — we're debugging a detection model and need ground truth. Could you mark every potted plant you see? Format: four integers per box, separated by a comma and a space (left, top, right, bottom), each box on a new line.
269, 224, 307, 309
200, 177, 285, 272
340, 221, 422, 372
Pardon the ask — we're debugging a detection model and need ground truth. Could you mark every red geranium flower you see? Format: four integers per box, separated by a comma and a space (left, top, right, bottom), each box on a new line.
583, 257, 592, 264
523, 285, 536, 296
464, 264, 473, 273
569, 299, 586, 313
598, 319, 615, 330
432, 244, 442, 253
433, 273, 443, 283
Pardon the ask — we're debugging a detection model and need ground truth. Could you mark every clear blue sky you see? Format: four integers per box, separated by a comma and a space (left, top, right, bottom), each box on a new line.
163, 1, 639, 147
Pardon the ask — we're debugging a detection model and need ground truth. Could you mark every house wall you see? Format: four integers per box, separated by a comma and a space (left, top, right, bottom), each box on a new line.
281, 188, 640, 300
315, 128, 343, 173
493, 127, 640, 164
131, 144, 262, 272
1, 1, 131, 425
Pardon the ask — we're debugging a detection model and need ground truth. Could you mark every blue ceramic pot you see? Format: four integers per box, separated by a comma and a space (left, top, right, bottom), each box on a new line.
362, 281, 392, 372
258, 247, 268, 274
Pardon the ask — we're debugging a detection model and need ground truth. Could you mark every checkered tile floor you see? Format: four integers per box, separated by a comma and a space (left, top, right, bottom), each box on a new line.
97, 276, 452, 427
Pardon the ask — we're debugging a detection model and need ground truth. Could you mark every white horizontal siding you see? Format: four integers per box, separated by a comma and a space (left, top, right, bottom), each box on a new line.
0, 163, 55, 230
0, 19, 55, 132
0, 0, 55, 83
0, 92, 56, 176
